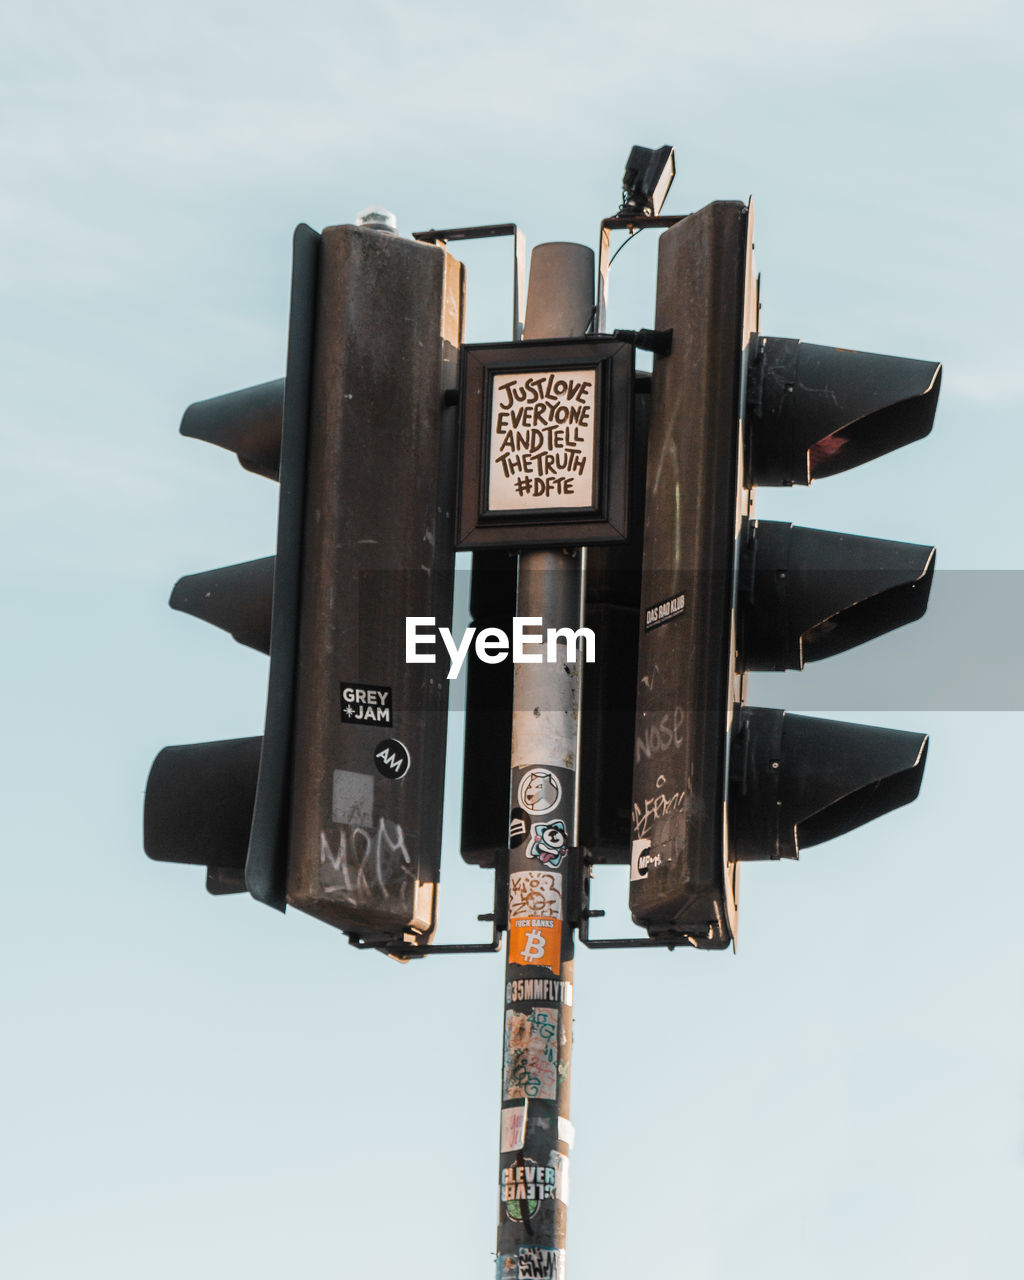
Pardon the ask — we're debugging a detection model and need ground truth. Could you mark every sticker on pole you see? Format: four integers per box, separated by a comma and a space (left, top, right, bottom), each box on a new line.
509, 917, 562, 974
524, 820, 569, 869
509, 807, 529, 848
509, 870, 563, 920
503, 1009, 559, 1101
517, 1246, 566, 1279
501, 1157, 559, 1218
630, 837, 663, 881
340, 681, 393, 724
500, 1102, 528, 1152
517, 767, 562, 816
644, 591, 687, 630
374, 738, 410, 780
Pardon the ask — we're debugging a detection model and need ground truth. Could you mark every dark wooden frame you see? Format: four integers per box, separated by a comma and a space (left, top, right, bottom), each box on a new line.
456, 337, 633, 550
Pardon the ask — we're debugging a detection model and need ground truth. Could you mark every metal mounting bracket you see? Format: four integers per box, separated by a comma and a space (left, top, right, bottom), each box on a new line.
413, 222, 526, 342
596, 212, 685, 333
347, 858, 509, 958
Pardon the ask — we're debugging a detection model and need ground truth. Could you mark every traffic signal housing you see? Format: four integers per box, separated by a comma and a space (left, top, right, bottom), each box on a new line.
628, 199, 939, 947
145, 224, 465, 951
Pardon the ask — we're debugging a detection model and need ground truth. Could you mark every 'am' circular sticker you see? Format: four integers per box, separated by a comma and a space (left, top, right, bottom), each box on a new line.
374, 738, 410, 780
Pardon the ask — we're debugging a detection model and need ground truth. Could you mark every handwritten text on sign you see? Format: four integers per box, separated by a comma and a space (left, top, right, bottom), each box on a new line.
488, 369, 597, 512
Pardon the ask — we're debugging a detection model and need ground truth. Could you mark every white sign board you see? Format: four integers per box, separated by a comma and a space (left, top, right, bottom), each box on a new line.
487, 369, 597, 512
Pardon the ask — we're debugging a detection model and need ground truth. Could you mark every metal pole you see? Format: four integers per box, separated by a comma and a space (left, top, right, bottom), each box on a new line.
496, 243, 594, 1280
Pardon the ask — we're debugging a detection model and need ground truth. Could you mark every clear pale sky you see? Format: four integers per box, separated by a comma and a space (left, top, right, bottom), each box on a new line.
2, 2, 1021, 1276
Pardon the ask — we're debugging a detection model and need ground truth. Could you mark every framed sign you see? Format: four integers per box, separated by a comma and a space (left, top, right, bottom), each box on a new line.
456, 337, 634, 549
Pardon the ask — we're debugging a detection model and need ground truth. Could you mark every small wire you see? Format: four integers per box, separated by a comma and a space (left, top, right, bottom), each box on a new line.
589, 220, 655, 333
607, 226, 640, 268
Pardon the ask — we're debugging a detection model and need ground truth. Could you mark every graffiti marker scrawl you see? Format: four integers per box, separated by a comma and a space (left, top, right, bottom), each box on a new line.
516, 1246, 566, 1279
503, 1008, 559, 1101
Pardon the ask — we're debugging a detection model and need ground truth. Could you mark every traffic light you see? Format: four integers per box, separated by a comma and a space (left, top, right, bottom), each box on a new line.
628, 199, 939, 946
145, 223, 465, 951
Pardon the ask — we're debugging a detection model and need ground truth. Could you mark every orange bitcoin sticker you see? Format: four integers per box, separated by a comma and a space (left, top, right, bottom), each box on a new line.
508, 916, 562, 975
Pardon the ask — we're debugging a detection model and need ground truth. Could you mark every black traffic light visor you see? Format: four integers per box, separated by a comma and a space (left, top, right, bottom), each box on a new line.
740, 522, 935, 670
729, 708, 928, 860
169, 557, 275, 655
748, 338, 941, 486
180, 378, 284, 480
144, 737, 261, 874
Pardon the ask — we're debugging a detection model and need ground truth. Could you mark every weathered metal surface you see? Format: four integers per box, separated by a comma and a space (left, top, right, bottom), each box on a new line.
629, 200, 755, 947
284, 224, 464, 946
